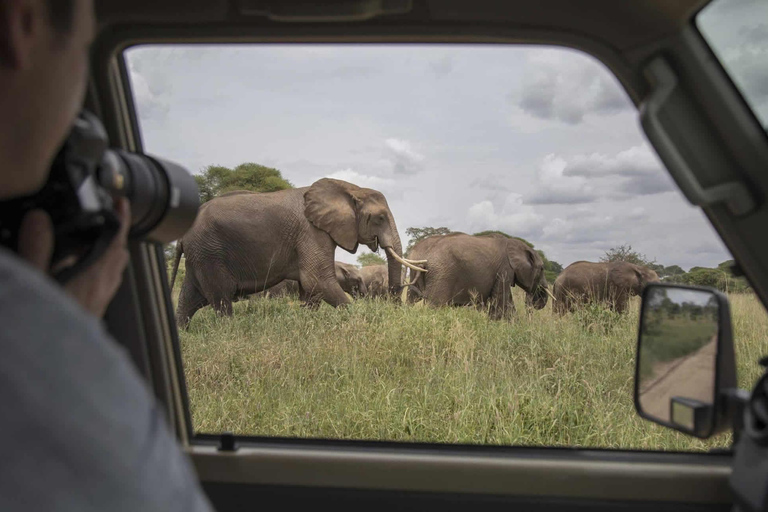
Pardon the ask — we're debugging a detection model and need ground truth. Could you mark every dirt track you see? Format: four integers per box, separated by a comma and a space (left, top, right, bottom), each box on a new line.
638, 339, 716, 423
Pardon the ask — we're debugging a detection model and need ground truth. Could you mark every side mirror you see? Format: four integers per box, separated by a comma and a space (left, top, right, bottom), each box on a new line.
635, 283, 737, 438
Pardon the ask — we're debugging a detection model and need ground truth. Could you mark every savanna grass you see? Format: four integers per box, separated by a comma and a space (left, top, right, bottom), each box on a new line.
174, 273, 768, 451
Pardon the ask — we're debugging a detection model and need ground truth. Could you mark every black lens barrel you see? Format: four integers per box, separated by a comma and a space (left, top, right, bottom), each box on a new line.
97, 150, 199, 243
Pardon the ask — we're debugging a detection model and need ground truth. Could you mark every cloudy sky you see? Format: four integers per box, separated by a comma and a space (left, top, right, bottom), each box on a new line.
126, 0, 766, 270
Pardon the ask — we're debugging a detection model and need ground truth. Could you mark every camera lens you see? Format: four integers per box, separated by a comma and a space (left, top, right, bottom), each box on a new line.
98, 150, 199, 243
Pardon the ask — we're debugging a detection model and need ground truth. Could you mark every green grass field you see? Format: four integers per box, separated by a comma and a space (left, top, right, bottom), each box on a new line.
174, 275, 768, 451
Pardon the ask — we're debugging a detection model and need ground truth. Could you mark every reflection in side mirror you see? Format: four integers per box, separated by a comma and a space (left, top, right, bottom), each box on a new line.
635, 284, 736, 438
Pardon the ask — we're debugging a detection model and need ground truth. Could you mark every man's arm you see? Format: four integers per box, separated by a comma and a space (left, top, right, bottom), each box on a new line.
17, 198, 131, 317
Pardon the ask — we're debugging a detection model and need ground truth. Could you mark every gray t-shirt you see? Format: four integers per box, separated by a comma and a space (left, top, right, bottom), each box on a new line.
0, 248, 213, 511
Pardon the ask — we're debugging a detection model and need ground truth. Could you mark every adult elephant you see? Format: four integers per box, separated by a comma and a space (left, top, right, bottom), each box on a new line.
359, 264, 388, 298
253, 262, 366, 299
553, 261, 660, 314
406, 232, 552, 320
170, 178, 424, 328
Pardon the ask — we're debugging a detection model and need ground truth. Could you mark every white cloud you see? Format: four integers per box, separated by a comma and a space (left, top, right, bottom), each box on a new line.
514, 49, 632, 125
542, 211, 622, 245
564, 144, 676, 196
127, 57, 170, 122
470, 174, 512, 192
525, 144, 676, 205
565, 144, 661, 177
384, 138, 425, 175
525, 154, 599, 205
322, 168, 406, 200
468, 194, 546, 238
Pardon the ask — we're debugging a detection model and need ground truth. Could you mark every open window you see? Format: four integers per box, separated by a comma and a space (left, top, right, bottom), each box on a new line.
121, 42, 764, 453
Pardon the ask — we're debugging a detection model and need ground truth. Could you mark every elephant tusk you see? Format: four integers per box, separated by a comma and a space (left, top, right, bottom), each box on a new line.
404, 257, 428, 264
386, 247, 428, 273
544, 287, 557, 301
404, 275, 420, 287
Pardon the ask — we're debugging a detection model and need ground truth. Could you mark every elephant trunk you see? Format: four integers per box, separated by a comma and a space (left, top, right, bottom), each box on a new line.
386, 236, 404, 297
379, 212, 426, 299
526, 274, 550, 310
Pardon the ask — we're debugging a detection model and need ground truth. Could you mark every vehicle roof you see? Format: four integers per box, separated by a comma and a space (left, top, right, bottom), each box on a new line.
97, 0, 707, 48
96, 0, 710, 103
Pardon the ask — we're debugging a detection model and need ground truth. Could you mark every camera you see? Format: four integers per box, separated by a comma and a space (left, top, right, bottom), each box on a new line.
0, 110, 199, 282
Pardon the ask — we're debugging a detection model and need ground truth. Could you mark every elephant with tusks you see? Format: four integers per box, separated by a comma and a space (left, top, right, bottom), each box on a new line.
170, 178, 426, 328
406, 232, 552, 320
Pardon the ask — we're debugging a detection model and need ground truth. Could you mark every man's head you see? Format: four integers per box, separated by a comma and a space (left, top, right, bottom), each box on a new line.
0, 0, 95, 200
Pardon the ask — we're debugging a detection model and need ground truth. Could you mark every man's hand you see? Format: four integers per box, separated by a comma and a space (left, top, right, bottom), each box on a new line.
17, 199, 131, 318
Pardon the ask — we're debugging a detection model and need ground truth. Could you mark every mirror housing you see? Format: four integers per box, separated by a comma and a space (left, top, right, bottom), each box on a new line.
634, 283, 737, 438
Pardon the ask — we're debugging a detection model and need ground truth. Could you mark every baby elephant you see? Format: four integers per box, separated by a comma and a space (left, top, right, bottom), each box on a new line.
256, 262, 367, 300
334, 262, 367, 298
553, 260, 660, 314
359, 265, 389, 298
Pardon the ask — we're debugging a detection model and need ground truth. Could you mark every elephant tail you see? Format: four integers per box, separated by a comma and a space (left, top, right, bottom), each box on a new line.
170, 240, 184, 289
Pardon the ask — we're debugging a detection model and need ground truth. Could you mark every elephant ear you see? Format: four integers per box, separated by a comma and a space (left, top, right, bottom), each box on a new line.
633, 265, 649, 289
506, 241, 539, 291
304, 178, 361, 253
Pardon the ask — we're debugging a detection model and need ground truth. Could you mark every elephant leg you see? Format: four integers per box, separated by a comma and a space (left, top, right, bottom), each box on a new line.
553, 295, 566, 316
211, 296, 234, 317
298, 282, 321, 309
199, 268, 237, 318
299, 270, 351, 308
176, 278, 208, 329
489, 275, 514, 321
613, 292, 629, 313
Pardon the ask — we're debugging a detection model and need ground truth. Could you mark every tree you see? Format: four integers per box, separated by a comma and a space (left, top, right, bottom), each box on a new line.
546, 259, 563, 274
664, 265, 685, 276
357, 253, 386, 267
600, 244, 652, 266
405, 226, 452, 255
680, 266, 750, 293
195, 162, 293, 203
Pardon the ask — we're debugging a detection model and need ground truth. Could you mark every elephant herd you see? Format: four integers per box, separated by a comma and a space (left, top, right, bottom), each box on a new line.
170, 178, 660, 328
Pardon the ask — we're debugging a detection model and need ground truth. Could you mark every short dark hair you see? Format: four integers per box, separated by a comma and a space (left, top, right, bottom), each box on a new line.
46, 0, 74, 32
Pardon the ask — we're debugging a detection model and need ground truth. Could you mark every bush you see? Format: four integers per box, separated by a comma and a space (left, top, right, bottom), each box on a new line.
672, 267, 751, 293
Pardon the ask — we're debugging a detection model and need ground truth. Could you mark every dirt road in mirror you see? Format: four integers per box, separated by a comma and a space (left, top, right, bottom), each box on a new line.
639, 338, 717, 423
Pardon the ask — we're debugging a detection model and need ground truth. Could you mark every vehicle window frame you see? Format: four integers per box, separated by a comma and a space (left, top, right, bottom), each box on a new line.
90, 21, 754, 458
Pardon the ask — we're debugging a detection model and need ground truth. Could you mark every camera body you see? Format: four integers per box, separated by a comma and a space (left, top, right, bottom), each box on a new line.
0, 110, 199, 282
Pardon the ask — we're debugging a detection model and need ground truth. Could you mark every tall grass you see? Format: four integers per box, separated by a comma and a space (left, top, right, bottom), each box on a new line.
176, 282, 768, 451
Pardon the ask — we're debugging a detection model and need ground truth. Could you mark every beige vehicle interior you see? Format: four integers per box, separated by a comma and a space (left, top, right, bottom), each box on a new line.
90, 0, 767, 510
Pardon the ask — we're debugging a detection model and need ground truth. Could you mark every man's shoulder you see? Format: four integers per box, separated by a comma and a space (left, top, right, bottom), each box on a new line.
0, 246, 131, 399
0, 249, 214, 511
0, 247, 90, 319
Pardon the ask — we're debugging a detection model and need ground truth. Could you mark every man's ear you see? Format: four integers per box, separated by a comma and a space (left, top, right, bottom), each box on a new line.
0, 0, 41, 70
